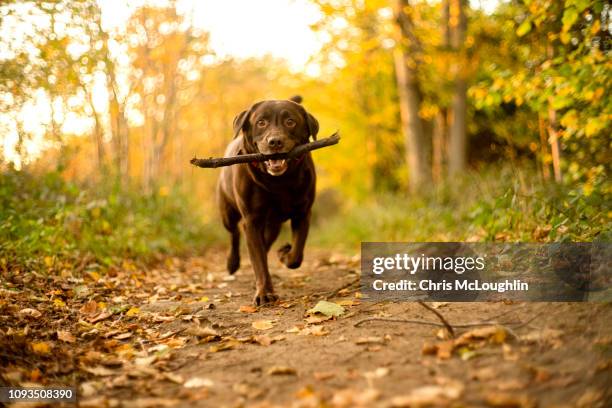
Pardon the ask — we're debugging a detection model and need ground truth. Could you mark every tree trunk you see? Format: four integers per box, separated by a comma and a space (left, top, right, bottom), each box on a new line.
547, 107, 563, 182
432, 110, 447, 183
538, 114, 551, 181
394, 0, 431, 193
447, 0, 468, 177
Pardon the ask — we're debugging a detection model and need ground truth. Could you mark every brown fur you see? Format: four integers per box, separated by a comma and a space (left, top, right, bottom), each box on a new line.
216, 98, 319, 305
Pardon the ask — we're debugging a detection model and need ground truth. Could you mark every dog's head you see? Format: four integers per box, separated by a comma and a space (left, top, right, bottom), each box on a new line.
233, 96, 319, 176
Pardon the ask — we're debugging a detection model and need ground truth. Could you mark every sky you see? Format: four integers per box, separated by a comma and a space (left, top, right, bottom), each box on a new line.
98, 0, 324, 70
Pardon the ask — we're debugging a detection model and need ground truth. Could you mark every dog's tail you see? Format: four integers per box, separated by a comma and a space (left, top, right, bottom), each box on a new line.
289, 95, 303, 104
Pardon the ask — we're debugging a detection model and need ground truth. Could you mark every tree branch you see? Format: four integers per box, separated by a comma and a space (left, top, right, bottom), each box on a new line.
190, 132, 340, 169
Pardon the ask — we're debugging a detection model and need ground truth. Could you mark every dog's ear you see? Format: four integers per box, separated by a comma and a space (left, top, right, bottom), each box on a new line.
232, 110, 249, 139
306, 112, 319, 141
289, 95, 303, 104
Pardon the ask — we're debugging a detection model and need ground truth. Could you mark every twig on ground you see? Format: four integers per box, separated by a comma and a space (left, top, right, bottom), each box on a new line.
190, 132, 340, 168
353, 316, 529, 331
417, 301, 455, 338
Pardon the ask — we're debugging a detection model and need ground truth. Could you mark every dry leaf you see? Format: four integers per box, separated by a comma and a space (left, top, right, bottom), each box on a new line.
267, 366, 296, 375
305, 314, 332, 324
184, 377, 214, 388
391, 382, 464, 407
31, 341, 51, 355
252, 320, 274, 330
484, 392, 536, 408
125, 307, 140, 317
114, 332, 133, 340
82, 365, 117, 377
332, 388, 380, 407
364, 367, 390, 380
18, 308, 42, 318
57, 330, 76, 343
239, 305, 257, 313
302, 325, 329, 336
209, 340, 239, 353
184, 325, 218, 338
89, 311, 113, 323
80, 300, 98, 315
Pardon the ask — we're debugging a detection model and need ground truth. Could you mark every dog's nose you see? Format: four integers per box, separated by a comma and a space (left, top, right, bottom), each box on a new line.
268, 137, 283, 149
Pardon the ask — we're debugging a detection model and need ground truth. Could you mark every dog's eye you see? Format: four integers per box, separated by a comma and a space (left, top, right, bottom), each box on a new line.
285, 118, 296, 127
256, 119, 268, 128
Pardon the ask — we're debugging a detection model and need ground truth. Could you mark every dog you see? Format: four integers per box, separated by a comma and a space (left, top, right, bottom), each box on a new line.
217, 96, 319, 305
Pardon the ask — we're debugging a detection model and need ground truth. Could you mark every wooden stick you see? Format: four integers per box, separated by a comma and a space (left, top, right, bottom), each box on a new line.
417, 301, 455, 338
190, 132, 340, 168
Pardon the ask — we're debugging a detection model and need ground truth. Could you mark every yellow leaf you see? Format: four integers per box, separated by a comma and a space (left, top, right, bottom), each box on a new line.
87, 271, 101, 282
53, 298, 66, 308
252, 320, 274, 330
126, 307, 140, 317
31, 341, 51, 354
199, 296, 209, 302
44, 256, 54, 268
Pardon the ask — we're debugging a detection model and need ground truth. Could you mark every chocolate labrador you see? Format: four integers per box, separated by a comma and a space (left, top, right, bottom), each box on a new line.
217, 96, 319, 305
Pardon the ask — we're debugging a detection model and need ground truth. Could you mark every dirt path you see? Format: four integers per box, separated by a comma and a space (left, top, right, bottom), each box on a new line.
1, 248, 610, 407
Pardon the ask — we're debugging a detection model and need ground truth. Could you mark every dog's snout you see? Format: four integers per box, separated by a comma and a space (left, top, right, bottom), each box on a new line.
267, 137, 284, 149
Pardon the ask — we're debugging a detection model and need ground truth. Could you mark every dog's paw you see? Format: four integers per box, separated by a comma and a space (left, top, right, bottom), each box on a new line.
278, 244, 302, 269
253, 290, 279, 306
227, 253, 240, 275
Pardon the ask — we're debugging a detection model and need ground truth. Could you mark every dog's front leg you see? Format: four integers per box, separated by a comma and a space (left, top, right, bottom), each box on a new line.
278, 211, 310, 269
243, 216, 278, 305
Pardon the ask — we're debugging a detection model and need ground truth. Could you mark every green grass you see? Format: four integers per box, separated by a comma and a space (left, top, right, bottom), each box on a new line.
2, 164, 609, 272
310, 165, 611, 251
0, 169, 223, 273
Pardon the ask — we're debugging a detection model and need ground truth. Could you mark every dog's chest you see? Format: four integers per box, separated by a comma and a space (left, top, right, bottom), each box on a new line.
266, 190, 307, 220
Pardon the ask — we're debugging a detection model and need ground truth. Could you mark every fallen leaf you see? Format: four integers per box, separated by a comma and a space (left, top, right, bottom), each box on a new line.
57, 330, 76, 343
184, 325, 218, 338
82, 365, 117, 377
184, 377, 214, 388
267, 366, 296, 375
114, 332, 133, 340
364, 367, 390, 380
125, 398, 180, 408
305, 314, 332, 324
484, 392, 536, 408
31, 341, 51, 354
252, 320, 274, 330
89, 311, 113, 323
80, 300, 98, 315
302, 325, 329, 336
239, 305, 257, 313
390, 382, 464, 407
53, 298, 66, 308
209, 340, 239, 353
126, 307, 140, 317
332, 388, 380, 407
162, 372, 184, 384
307, 300, 345, 317
18, 308, 42, 318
